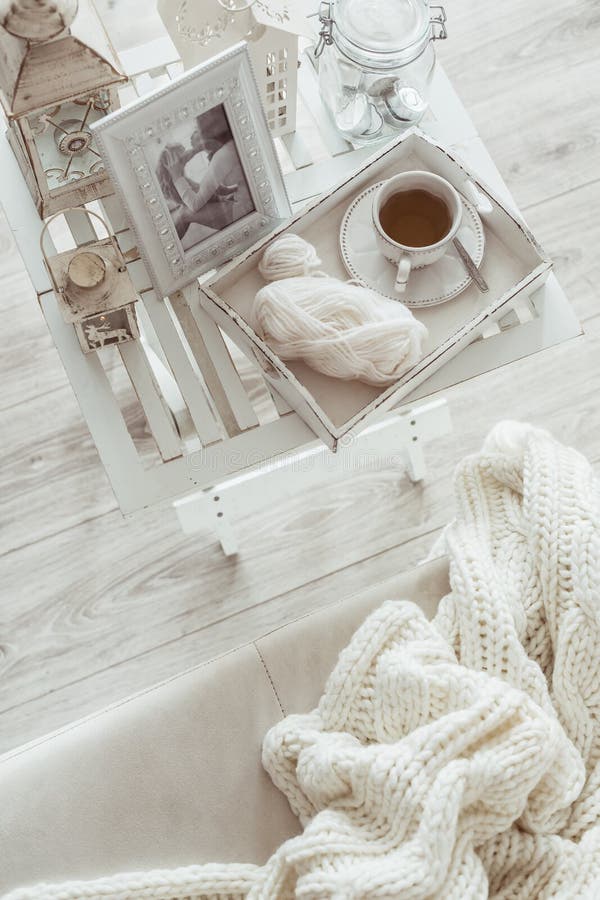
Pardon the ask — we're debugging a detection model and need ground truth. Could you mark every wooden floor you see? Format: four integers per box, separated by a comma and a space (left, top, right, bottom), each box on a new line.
1, 0, 599, 753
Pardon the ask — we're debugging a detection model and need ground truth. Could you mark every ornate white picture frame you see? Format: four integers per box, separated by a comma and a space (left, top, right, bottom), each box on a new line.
92, 43, 291, 297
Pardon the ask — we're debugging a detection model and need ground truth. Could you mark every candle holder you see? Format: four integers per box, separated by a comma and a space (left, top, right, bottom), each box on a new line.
40, 208, 140, 354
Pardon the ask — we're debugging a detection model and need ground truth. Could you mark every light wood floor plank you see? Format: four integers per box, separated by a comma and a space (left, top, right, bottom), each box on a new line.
438, 0, 600, 208
0, 528, 440, 750
0, 461, 447, 715
523, 179, 600, 325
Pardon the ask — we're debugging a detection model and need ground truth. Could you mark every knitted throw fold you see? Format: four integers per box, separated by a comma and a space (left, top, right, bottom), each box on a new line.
8, 422, 600, 899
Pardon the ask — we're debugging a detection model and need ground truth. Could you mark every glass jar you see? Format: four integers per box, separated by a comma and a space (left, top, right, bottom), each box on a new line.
315, 0, 447, 144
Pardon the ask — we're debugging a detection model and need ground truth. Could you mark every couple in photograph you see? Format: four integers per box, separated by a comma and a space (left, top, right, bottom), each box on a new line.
156, 106, 254, 251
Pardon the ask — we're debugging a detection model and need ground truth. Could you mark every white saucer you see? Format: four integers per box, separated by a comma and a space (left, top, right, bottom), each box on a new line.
340, 182, 485, 307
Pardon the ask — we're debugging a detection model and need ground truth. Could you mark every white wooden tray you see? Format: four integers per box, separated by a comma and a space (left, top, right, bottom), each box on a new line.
201, 128, 552, 450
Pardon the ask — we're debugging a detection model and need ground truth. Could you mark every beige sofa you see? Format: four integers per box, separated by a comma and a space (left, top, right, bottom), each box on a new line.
0, 558, 449, 896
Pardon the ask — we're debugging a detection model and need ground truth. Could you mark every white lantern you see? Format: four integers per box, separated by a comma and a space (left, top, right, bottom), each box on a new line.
0, 0, 127, 217
157, 0, 310, 136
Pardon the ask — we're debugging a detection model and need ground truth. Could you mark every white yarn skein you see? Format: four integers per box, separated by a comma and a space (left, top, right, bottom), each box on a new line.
258, 234, 322, 281
253, 275, 428, 386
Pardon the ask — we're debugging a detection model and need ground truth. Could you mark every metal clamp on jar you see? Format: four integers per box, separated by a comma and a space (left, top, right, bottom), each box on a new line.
315, 0, 447, 144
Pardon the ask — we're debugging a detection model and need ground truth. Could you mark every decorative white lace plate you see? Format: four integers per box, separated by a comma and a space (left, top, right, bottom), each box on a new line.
340, 182, 486, 307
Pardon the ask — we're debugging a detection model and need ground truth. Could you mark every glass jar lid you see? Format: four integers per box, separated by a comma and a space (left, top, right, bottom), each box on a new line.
336, 0, 430, 55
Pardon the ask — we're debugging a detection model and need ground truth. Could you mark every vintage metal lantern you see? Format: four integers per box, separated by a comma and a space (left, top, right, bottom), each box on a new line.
315, 0, 447, 144
0, 0, 127, 217
40, 208, 139, 354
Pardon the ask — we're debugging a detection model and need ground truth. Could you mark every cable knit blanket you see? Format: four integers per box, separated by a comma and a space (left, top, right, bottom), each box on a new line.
7, 422, 600, 899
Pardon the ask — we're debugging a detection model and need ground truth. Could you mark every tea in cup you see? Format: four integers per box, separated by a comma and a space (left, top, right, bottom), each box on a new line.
372, 171, 462, 293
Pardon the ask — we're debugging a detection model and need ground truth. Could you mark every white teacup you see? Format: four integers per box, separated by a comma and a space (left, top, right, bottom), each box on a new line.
372, 171, 463, 293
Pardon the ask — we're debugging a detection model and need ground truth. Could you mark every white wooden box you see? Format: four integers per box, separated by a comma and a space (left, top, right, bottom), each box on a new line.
203, 128, 552, 450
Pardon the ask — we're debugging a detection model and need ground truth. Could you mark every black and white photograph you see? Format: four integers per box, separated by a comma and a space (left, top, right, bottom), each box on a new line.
146, 104, 255, 253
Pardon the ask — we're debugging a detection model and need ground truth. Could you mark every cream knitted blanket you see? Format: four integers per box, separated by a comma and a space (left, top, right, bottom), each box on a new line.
8, 422, 600, 899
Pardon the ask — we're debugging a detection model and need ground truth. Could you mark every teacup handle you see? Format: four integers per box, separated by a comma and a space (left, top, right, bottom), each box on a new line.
395, 255, 411, 293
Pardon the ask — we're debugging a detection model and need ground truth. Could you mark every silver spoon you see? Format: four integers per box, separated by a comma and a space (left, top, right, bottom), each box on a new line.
453, 237, 489, 293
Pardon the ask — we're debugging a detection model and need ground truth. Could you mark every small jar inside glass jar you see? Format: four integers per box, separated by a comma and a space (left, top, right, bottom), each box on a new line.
316, 0, 447, 144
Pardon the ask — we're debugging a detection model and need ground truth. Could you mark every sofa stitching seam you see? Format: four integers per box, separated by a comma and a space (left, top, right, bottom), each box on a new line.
253, 643, 286, 717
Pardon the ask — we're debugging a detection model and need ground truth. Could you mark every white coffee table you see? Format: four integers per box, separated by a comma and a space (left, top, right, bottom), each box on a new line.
0, 33, 581, 555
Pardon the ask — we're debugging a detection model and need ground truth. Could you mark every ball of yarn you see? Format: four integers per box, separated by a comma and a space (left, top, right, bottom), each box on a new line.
252, 275, 428, 386
258, 234, 322, 281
